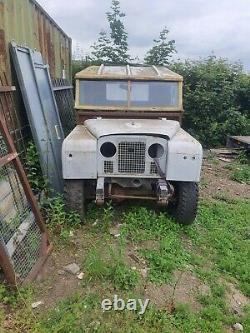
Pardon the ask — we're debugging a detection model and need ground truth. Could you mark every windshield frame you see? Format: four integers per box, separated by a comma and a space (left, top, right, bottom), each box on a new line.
75, 79, 183, 112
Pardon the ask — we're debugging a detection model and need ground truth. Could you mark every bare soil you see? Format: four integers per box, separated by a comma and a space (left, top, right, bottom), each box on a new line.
201, 160, 249, 200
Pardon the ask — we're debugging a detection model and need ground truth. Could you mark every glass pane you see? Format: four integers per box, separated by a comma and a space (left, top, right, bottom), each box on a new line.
130, 81, 179, 107
79, 80, 128, 106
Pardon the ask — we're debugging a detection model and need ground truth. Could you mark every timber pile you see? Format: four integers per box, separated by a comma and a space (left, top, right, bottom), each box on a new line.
204, 148, 241, 162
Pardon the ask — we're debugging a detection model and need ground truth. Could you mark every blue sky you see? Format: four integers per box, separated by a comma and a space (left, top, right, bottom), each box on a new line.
38, 0, 250, 70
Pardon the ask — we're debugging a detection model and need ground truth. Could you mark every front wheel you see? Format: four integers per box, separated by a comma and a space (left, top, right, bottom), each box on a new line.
64, 179, 85, 219
170, 182, 199, 225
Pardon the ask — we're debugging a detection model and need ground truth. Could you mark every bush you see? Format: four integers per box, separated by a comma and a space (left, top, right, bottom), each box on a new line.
171, 57, 250, 147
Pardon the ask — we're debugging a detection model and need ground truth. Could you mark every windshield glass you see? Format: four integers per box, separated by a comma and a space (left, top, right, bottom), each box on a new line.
130, 81, 179, 107
79, 80, 128, 106
79, 80, 179, 107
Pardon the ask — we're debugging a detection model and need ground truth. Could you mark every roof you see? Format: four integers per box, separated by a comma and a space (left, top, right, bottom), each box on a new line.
75, 65, 183, 81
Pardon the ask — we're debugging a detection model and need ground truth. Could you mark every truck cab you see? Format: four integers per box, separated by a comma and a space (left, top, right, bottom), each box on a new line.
62, 65, 202, 224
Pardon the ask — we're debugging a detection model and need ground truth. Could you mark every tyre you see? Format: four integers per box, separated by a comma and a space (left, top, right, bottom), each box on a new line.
170, 182, 199, 225
64, 179, 85, 219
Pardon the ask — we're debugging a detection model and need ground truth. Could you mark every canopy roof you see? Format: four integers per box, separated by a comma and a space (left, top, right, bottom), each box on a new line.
75, 65, 183, 81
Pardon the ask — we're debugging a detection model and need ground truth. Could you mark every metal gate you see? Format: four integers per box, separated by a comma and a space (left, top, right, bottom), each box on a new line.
10, 43, 64, 194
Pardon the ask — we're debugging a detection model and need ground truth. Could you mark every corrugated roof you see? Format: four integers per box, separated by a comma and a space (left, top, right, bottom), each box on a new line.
76, 65, 183, 81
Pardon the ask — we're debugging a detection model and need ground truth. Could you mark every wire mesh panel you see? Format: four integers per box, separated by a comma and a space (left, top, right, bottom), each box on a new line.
53, 78, 76, 137
0, 73, 29, 162
0, 82, 51, 285
118, 141, 146, 174
0, 162, 42, 279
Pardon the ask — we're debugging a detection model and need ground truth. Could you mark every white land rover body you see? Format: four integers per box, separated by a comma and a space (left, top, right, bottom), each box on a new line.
62, 65, 203, 224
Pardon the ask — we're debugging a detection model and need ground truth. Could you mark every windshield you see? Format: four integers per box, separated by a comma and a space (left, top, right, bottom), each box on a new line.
130, 81, 178, 107
79, 80, 127, 106
79, 80, 179, 107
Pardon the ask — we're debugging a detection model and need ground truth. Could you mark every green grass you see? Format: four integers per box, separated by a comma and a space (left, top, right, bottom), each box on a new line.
42, 195, 81, 246
8, 291, 248, 333
223, 158, 250, 184
1, 198, 249, 332
186, 199, 250, 296
230, 164, 250, 184
84, 242, 140, 290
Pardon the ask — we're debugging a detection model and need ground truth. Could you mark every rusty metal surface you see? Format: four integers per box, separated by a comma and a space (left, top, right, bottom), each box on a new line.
0, 81, 51, 286
77, 111, 183, 123
108, 183, 157, 201
0, 0, 72, 81
0, 73, 28, 161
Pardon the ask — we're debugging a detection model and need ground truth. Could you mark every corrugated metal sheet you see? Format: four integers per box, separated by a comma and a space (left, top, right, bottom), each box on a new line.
0, 0, 72, 81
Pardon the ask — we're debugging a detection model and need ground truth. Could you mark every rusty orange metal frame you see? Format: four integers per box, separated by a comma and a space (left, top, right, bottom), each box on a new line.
0, 83, 52, 286
77, 110, 183, 124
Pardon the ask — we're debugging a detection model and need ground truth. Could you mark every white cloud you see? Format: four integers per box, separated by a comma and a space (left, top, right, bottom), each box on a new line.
38, 0, 250, 69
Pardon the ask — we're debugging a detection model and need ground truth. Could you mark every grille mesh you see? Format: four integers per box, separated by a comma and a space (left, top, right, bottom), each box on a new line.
104, 161, 114, 174
118, 141, 146, 174
150, 162, 158, 174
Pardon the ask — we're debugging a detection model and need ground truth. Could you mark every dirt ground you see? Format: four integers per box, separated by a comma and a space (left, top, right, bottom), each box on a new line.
32, 158, 249, 316
201, 159, 249, 200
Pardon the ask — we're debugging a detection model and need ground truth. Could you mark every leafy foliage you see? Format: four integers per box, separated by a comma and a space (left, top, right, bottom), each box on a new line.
25, 141, 47, 193
42, 195, 81, 244
144, 27, 176, 65
171, 57, 250, 147
91, 0, 130, 63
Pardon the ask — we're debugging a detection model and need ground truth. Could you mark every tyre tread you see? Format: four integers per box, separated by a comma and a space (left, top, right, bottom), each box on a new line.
64, 180, 85, 218
174, 182, 199, 225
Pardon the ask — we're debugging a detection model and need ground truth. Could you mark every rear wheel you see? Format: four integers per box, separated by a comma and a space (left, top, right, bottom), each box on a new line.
170, 182, 199, 225
64, 180, 85, 219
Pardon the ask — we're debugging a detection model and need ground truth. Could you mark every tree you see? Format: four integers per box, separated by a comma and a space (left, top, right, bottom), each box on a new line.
91, 0, 130, 64
144, 27, 176, 66
91, 30, 116, 63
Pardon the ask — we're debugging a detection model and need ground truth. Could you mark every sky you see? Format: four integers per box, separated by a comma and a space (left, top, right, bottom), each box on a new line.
38, 0, 250, 70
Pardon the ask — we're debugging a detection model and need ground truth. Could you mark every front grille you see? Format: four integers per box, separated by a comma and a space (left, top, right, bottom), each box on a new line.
118, 141, 146, 174
104, 161, 114, 174
150, 162, 158, 174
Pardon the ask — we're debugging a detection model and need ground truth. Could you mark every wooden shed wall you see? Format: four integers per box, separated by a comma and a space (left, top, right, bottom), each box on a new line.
0, 0, 72, 82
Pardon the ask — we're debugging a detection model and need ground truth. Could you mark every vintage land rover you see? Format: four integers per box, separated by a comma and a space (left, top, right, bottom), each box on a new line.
62, 65, 202, 224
